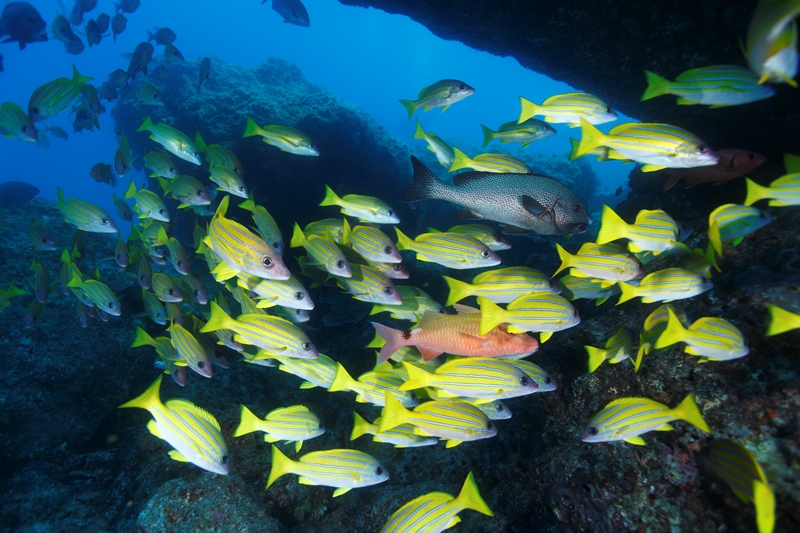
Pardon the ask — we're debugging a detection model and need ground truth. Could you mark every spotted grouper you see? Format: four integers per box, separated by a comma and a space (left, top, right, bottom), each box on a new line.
402, 156, 590, 235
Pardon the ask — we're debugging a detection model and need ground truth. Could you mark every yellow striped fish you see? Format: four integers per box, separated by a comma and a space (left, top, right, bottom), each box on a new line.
319, 185, 399, 224
481, 118, 556, 148
194, 131, 244, 176
707, 440, 775, 533
233, 404, 324, 452
304, 218, 344, 242
239, 194, 283, 255
144, 151, 177, 178
168, 322, 213, 378
351, 412, 437, 448
641, 66, 776, 107
118, 375, 229, 474
506, 359, 558, 392
142, 288, 167, 325
137, 116, 201, 165
765, 303, 800, 335
379, 393, 496, 448
328, 363, 419, 407
478, 292, 579, 339
575, 119, 718, 172
379, 472, 493, 533
559, 274, 620, 306
156, 175, 211, 207
413, 119, 454, 167
370, 286, 445, 322
342, 219, 401, 263
201, 301, 317, 359
56, 187, 118, 233
398, 358, 539, 400
209, 164, 248, 198
250, 351, 337, 389
585, 327, 636, 373
746, 0, 800, 86
518, 91, 617, 126
151, 272, 183, 302
597, 205, 689, 255
399, 79, 474, 119
655, 308, 749, 362
205, 196, 290, 280
155, 227, 189, 275
708, 204, 772, 256
448, 147, 531, 173
581, 393, 711, 445
428, 224, 511, 251
267, 445, 388, 497
617, 268, 713, 305
290, 223, 352, 278
395, 228, 500, 270
553, 242, 644, 286
236, 272, 314, 310
125, 180, 170, 222
334, 264, 402, 305
444, 266, 557, 306
635, 304, 689, 371
243, 116, 319, 156
67, 270, 121, 316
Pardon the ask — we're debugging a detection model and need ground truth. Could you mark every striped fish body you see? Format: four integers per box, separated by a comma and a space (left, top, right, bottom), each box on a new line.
304, 218, 344, 242
56, 187, 118, 233
136, 254, 153, 289
156, 230, 189, 275
558, 274, 620, 305
118, 376, 229, 474
598, 206, 684, 255
379, 394, 496, 448
708, 203, 772, 255
371, 291, 424, 321
506, 359, 558, 391
581, 393, 711, 445
233, 405, 323, 451
168, 322, 213, 377
395, 228, 500, 270
518, 92, 617, 126
708, 439, 771, 503
678, 245, 719, 279
441, 224, 511, 251
272, 306, 311, 324
413, 119, 454, 167
209, 165, 248, 198
179, 271, 209, 304
399, 79, 474, 118
373, 305, 539, 362
617, 268, 713, 305
254, 351, 337, 389
242, 117, 318, 156
746, 0, 800, 85
585, 327, 636, 373
343, 220, 401, 263
320, 185, 399, 224
151, 272, 183, 302
30, 260, 49, 303
478, 292, 579, 337
237, 272, 314, 310
745, 173, 800, 207
28, 66, 93, 122
380, 472, 493, 533
482, 119, 556, 148
206, 196, 289, 280
207, 146, 243, 175
368, 260, 410, 280
577, 120, 718, 171
335, 264, 402, 305
0, 102, 37, 142
290, 223, 352, 277
115, 134, 134, 177
449, 147, 531, 173
267, 446, 388, 496
642, 66, 776, 106
444, 266, 557, 306
399, 358, 539, 400
351, 413, 438, 448
144, 151, 177, 178
142, 289, 168, 324
655, 309, 749, 361
239, 194, 283, 255
329, 363, 418, 407
137, 116, 201, 165
125, 181, 170, 222
158, 175, 211, 207
67, 272, 121, 316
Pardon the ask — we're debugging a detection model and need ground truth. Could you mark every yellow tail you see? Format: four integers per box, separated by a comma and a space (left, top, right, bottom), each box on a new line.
136, 115, 154, 133
480, 124, 495, 148
453, 471, 494, 516
397, 361, 431, 391
377, 391, 410, 433
615, 281, 639, 305
448, 147, 473, 172
242, 116, 264, 138
124, 180, 137, 200
640, 71, 672, 101
517, 96, 540, 124
266, 444, 295, 489
399, 99, 417, 119
766, 304, 800, 336
413, 119, 427, 140
350, 412, 372, 440
443, 276, 472, 306
200, 301, 236, 333
744, 178, 769, 206
394, 227, 415, 252
131, 326, 158, 348
671, 393, 711, 433
233, 404, 263, 437
289, 223, 307, 249
118, 375, 163, 413
327, 363, 356, 392
341, 218, 353, 246
653, 308, 686, 349
319, 184, 341, 207
753, 480, 776, 533
551, 243, 574, 277
575, 118, 608, 158
596, 205, 630, 245
568, 138, 583, 161
585, 345, 608, 373
477, 296, 507, 336
238, 193, 256, 213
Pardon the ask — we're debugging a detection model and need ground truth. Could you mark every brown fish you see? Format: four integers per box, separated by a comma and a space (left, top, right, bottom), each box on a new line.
663, 149, 766, 191
90, 162, 117, 187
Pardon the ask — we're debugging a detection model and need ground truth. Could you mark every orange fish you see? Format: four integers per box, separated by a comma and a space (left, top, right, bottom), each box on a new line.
662, 149, 765, 191
372, 304, 539, 362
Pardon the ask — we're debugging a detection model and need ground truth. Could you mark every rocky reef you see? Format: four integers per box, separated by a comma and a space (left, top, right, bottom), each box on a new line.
339, 0, 800, 162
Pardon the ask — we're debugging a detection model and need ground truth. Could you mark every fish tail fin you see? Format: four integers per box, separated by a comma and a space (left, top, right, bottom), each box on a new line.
194, 131, 207, 152
66, 269, 84, 289
766, 304, 800, 336
393, 227, 414, 252
480, 124, 495, 147
443, 275, 471, 306
71, 64, 93, 86
341, 218, 353, 246
413, 119, 426, 140
518, 96, 540, 124
784, 153, 800, 174
744, 178, 768, 206
449, 146, 472, 172
136, 116, 154, 133
753, 480, 776, 533
596, 205, 629, 244
238, 193, 256, 213
399, 99, 417, 119
242, 116, 263, 138
585, 345, 608, 373
708, 221, 724, 257
131, 325, 157, 348
397, 361, 430, 391
576, 118, 607, 157
201, 301, 235, 333
327, 363, 356, 392
319, 184, 341, 207
156, 226, 169, 246
350, 412, 371, 440
232, 404, 262, 437
453, 472, 494, 516
4, 282, 27, 298
671, 393, 711, 433
146, 29, 154, 42
118, 375, 162, 411
477, 296, 506, 336
551, 243, 574, 277
372, 322, 404, 363
266, 444, 295, 489
702, 242, 721, 273
377, 392, 409, 432
568, 138, 583, 161
641, 71, 671, 101
654, 308, 686, 349
289, 223, 307, 248
124, 180, 136, 199
212, 195, 230, 221
615, 281, 638, 305
56, 187, 66, 207
156, 176, 170, 194
402, 156, 448, 202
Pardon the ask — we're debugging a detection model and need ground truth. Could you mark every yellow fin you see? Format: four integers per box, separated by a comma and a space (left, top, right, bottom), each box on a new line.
168, 450, 190, 462
332, 487, 351, 497
753, 480, 776, 533
624, 436, 646, 445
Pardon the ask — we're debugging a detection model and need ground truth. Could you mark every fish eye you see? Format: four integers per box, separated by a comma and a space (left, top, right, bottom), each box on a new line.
519, 376, 529, 386
336, 260, 345, 269
573, 203, 583, 213
262, 256, 274, 268
393, 264, 402, 271
302, 342, 311, 351
486, 421, 493, 430
697, 144, 707, 154
547, 280, 555, 288
222, 455, 229, 463
572, 309, 578, 317
169, 168, 175, 173
198, 361, 205, 369
177, 260, 183, 267
459, 84, 466, 90
294, 291, 304, 300
606, 107, 613, 113
387, 210, 394, 217
168, 288, 174, 295
375, 466, 383, 475
159, 209, 165, 215
384, 246, 392, 254
545, 376, 552, 384
193, 152, 199, 157
588, 427, 599, 436
497, 404, 504, 412
636, 261, 643, 269
272, 242, 280, 249
108, 301, 113, 308
101, 219, 108, 225
481, 251, 490, 258
194, 289, 201, 297
196, 190, 204, 196
31, 107, 38, 114
409, 391, 417, 400
383, 286, 393, 295
238, 186, 245, 192
22, 126, 27, 132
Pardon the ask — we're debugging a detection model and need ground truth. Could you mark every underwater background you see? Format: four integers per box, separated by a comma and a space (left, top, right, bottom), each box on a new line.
0, 0, 799, 532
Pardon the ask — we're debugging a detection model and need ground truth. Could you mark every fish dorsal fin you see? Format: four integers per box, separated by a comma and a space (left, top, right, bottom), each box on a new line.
268, 405, 310, 419
165, 399, 221, 431
452, 304, 480, 314
418, 311, 443, 328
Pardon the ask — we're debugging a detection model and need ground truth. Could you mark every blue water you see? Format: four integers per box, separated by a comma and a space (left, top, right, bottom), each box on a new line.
0, 0, 632, 232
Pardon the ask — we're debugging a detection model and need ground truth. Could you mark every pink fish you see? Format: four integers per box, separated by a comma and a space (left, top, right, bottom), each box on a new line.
373, 304, 539, 362
663, 149, 766, 191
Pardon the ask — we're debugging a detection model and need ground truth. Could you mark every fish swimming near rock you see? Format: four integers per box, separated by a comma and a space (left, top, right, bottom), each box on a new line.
0, 181, 39, 207
269, 0, 310, 27
662, 149, 766, 190
126, 42, 154, 80
198, 57, 211, 91
0, 2, 48, 50
402, 156, 590, 235
400, 79, 475, 119
147, 26, 176, 45
0, 102, 38, 142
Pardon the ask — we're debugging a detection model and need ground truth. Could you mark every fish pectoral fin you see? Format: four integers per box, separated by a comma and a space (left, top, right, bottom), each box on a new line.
299, 381, 316, 389
540, 331, 553, 343
623, 436, 646, 445
454, 207, 484, 220
417, 346, 443, 361
168, 450, 190, 462
675, 97, 699, 105
440, 105, 451, 113
506, 325, 526, 334
445, 439, 462, 448
501, 225, 532, 235
444, 516, 462, 529
146, 419, 162, 438
295, 441, 302, 453
655, 423, 674, 431
520, 195, 547, 216
640, 164, 666, 172
413, 427, 434, 437
332, 487, 351, 497
264, 434, 279, 443
297, 477, 316, 485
